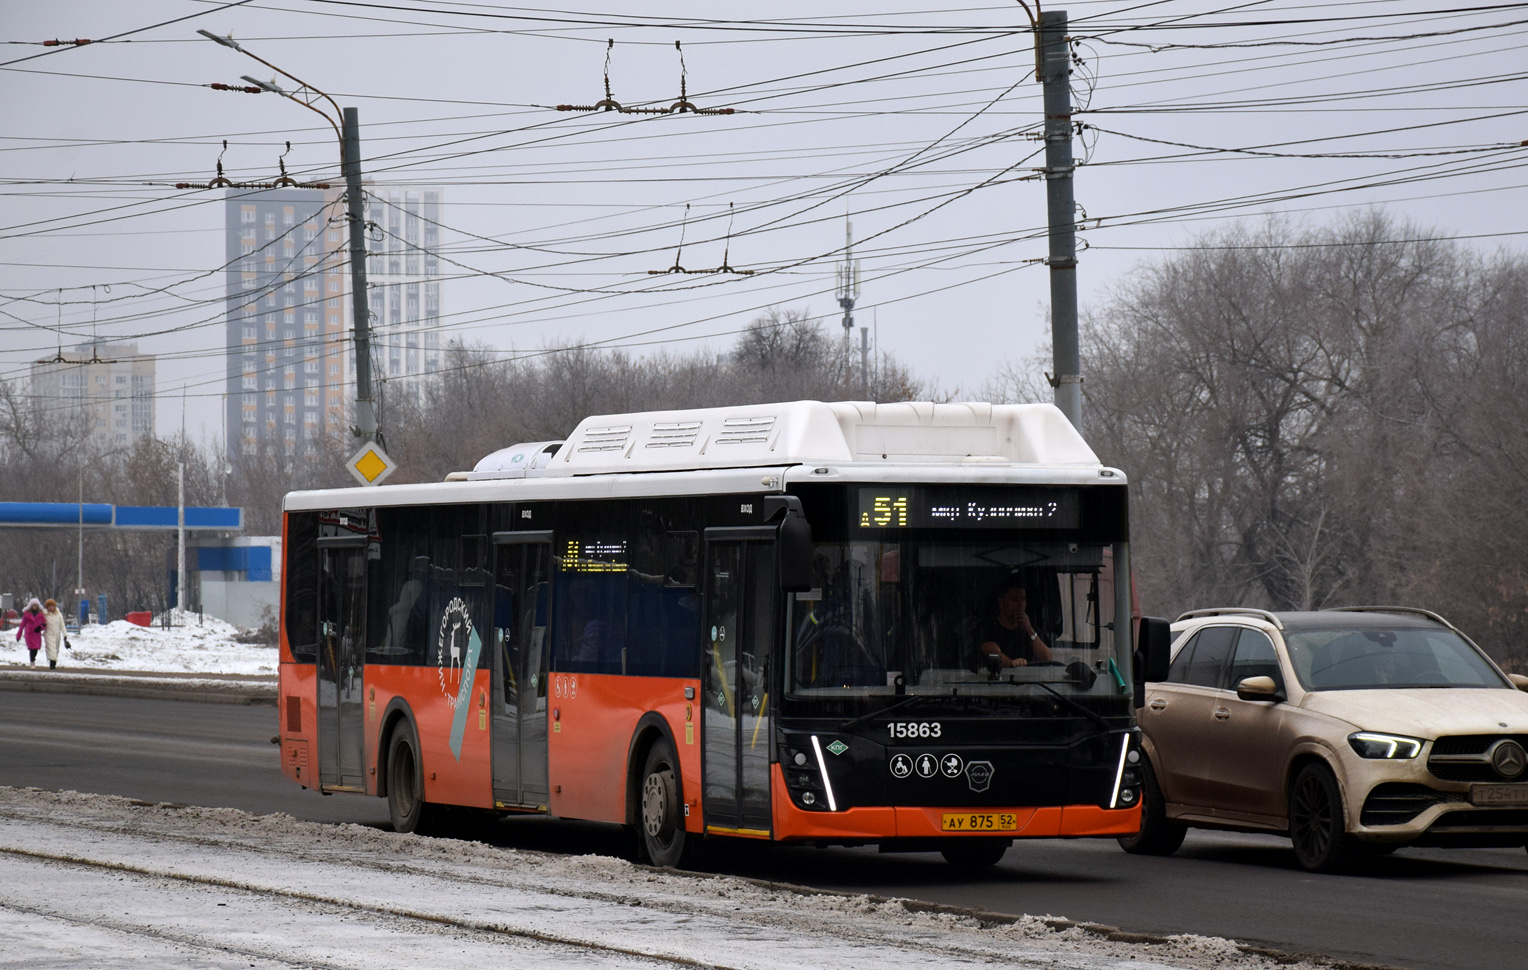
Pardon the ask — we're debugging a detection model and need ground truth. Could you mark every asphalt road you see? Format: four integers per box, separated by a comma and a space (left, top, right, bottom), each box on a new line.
3, 689, 1524, 970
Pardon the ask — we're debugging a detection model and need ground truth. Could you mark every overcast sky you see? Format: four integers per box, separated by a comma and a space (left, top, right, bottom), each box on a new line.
3, 0, 1524, 444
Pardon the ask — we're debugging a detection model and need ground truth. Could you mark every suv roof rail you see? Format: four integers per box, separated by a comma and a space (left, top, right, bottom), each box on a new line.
1175, 607, 1283, 630
1323, 605, 1451, 626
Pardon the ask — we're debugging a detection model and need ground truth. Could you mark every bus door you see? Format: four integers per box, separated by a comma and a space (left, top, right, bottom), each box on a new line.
316, 538, 367, 791
489, 532, 553, 809
701, 530, 778, 836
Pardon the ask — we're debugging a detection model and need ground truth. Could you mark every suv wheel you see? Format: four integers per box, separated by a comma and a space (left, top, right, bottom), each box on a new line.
1289, 763, 1362, 873
1118, 755, 1186, 856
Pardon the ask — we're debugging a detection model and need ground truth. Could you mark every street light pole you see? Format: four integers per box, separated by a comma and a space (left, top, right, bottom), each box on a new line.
198, 30, 379, 446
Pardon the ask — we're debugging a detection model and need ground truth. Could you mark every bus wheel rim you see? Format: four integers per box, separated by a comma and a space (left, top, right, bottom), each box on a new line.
643, 769, 672, 840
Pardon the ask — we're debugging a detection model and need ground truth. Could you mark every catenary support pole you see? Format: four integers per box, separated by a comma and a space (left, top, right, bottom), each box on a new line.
176, 463, 185, 616
76, 469, 83, 618
1040, 10, 1081, 430
343, 108, 378, 445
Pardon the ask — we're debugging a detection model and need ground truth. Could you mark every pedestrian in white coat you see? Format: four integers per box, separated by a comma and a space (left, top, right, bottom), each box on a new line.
41, 599, 65, 669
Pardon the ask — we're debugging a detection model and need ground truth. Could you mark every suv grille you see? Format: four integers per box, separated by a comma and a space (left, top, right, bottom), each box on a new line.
1360, 784, 1465, 826
1427, 735, 1528, 783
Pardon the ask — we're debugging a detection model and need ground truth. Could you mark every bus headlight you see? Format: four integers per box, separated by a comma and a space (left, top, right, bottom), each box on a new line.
781, 743, 831, 811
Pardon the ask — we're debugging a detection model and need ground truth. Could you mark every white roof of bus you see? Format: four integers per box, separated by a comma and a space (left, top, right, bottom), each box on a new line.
284, 401, 1119, 511
545, 400, 1097, 473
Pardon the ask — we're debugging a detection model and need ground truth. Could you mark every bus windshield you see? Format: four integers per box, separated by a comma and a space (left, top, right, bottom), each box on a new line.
786, 538, 1127, 699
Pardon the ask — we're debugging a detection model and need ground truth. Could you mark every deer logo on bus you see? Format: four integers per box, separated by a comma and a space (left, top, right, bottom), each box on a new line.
437, 597, 474, 707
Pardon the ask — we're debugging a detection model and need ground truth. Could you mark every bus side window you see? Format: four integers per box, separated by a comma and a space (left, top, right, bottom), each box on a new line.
369, 507, 431, 665
554, 537, 628, 676
284, 511, 319, 663
627, 568, 701, 678
665, 532, 699, 587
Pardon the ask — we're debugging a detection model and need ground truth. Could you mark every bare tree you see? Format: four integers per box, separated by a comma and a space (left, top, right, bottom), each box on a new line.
1080, 211, 1528, 666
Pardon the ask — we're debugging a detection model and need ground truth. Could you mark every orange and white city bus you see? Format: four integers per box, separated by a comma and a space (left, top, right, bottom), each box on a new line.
277, 401, 1168, 867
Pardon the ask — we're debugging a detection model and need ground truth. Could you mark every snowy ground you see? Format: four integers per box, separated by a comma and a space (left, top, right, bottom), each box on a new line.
3, 611, 277, 676
0, 787, 1334, 970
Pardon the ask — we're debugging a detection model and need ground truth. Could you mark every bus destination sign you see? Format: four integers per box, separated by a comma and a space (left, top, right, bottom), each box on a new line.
857, 487, 1080, 530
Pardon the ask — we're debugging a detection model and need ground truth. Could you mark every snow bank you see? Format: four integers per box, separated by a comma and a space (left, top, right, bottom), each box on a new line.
4, 610, 276, 675
0, 787, 1331, 970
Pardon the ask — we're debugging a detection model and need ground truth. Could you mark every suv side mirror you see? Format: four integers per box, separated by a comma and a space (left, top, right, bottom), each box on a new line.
776, 512, 813, 592
1235, 675, 1283, 702
1134, 615, 1172, 709
1508, 673, 1528, 692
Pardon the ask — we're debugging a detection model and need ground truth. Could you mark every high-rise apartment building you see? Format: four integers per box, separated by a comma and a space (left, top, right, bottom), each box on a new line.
223, 188, 351, 459
364, 186, 443, 378
29, 340, 156, 450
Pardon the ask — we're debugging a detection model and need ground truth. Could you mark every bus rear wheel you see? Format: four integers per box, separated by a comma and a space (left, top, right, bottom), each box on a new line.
387, 724, 437, 835
939, 838, 1010, 869
640, 740, 692, 868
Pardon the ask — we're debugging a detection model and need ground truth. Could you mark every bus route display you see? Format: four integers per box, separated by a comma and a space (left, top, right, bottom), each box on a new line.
857, 486, 1079, 530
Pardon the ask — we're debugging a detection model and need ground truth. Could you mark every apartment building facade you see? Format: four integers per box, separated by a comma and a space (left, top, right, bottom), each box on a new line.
29, 341, 156, 450
364, 186, 443, 380
222, 188, 351, 460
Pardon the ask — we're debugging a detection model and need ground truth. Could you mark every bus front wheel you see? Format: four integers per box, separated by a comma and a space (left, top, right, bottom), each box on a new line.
640, 740, 692, 868
1117, 755, 1186, 856
387, 724, 437, 835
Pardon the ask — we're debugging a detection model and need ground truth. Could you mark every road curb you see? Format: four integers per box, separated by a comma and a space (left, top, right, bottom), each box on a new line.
0, 672, 275, 706
692, 872, 1409, 970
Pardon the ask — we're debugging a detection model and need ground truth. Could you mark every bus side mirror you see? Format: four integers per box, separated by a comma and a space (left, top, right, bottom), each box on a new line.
777, 512, 813, 592
1134, 616, 1172, 709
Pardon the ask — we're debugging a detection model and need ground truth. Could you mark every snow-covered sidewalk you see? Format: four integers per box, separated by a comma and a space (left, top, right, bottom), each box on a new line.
0, 787, 1329, 970
3, 612, 276, 676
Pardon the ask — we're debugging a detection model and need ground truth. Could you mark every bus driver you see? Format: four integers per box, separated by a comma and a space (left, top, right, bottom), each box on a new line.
977, 577, 1053, 669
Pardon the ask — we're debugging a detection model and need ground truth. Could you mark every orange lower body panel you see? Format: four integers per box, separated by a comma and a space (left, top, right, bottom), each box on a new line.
546, 673, 702, 830
769, 764, 1140, 841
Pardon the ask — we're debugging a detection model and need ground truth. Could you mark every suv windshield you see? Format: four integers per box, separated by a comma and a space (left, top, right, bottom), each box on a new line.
1284, 626, 1508, 690
786, 538, 1129, 700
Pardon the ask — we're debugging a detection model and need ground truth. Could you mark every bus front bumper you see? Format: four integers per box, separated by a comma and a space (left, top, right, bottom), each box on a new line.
768, 764, 1140, 842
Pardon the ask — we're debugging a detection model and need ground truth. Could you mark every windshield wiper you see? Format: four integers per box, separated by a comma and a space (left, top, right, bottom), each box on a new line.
1031, 682, 1112, 731
843, 694, 941, 732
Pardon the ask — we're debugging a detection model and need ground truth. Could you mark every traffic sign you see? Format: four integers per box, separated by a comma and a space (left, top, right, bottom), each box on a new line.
346, 442, 397, 487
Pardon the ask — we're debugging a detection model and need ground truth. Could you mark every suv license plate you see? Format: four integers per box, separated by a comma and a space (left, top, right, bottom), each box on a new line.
941, 812, 1018, 832
1470, 784, 1528, 806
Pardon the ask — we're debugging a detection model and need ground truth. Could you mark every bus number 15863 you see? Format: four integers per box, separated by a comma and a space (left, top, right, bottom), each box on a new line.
888, 721, 942, 739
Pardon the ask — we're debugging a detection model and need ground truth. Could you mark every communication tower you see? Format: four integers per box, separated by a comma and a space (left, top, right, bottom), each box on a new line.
835, 216, 860, 349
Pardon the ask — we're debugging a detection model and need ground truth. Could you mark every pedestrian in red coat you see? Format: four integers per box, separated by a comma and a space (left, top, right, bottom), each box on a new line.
15, 598, 44, 666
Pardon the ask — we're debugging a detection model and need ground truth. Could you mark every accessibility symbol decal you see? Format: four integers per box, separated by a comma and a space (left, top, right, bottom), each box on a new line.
889, 753, 913, 779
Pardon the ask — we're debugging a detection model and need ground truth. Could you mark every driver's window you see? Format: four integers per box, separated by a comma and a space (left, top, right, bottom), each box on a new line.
1223, 628, 1284, 694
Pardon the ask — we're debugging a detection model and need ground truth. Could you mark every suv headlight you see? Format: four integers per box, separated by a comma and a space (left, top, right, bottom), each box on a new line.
1348, 732, 1423, 759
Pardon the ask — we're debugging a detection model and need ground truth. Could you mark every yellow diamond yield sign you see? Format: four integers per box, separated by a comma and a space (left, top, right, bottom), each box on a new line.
347, 442, 396, 486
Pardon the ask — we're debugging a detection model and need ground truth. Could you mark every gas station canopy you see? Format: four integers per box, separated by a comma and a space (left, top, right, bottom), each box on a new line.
0, 502, 242, 531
